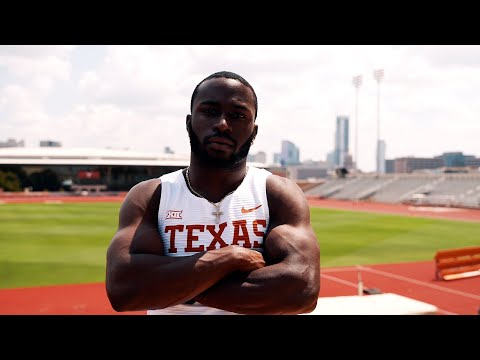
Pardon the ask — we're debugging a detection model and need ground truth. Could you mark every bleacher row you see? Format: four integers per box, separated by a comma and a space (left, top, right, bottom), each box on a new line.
304, 173, 480, 209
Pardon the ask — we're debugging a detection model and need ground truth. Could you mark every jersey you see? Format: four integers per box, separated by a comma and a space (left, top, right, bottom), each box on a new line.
147, 166, 272, 315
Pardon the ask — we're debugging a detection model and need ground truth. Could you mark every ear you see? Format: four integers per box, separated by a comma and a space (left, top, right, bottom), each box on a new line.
251, 124, 258, 143
186, 114, 191, 130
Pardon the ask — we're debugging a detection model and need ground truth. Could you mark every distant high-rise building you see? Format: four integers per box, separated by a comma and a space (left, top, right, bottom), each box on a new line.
280, 140, 300, 166
40, 140, 61, 147
0, 138, 25, 147
334, 115, 349, 167
326, 151, 336, 170
376, 139, 386, 173
273, 153, 281, 165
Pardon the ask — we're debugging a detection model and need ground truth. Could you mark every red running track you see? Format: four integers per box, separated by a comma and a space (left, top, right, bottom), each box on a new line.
0, 194, 478, 315
307, 197, 480, 222
1, 260, 478, 315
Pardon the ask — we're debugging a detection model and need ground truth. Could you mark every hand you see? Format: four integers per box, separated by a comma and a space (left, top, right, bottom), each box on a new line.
230, 245, 266, 272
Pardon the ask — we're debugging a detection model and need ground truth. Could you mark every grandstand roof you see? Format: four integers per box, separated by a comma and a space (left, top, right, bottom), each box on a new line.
0, 147, 267, 168
0, 147, 190, 166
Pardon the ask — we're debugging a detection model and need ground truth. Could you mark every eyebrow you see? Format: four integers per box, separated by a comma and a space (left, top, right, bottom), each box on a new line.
198, 100, 219, 108
198, 100, 251, 114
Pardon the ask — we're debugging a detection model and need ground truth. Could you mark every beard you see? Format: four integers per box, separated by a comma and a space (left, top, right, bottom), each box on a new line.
187, 121, 255, 169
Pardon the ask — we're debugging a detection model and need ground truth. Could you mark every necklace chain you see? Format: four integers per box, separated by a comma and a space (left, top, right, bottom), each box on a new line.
185, 166, 248, 208
185, 166, 248, 224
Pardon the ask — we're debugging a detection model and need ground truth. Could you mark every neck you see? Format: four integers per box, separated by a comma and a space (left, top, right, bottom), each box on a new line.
187, 161, 248, 203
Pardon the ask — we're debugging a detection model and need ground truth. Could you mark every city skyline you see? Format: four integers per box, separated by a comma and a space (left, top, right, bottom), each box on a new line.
1, 45, 479, 172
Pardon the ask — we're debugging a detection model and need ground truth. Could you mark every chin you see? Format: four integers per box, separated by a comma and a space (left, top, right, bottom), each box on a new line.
206, 149, 233, 159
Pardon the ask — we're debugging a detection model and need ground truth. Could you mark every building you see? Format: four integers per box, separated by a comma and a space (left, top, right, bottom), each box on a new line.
280, 140, 300, 166
386, 159, 395, 173
164, 146, 174, 154
344, 153, 354, 170
40, 140, 62, 147
286, 164, 329, 180
376, 139, 386, 174
392, 157, 443, 173
0, 138, 25, 148
436, 152, 465, 167
326, 151, 336, 170
334, 115, 349, 168
247, 151, 267, 164
0, 147, 267, 193
0, 147, 189, 192
273, 153, 281, 165
386, 152, 480, 173
466, 156, 480, 168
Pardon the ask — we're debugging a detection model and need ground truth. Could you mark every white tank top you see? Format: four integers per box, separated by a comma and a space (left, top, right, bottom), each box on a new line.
147, 166, 271, 315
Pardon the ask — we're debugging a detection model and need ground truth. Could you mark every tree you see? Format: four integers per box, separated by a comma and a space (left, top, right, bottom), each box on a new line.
29, 169, 61, 191
0, 171, 22, 191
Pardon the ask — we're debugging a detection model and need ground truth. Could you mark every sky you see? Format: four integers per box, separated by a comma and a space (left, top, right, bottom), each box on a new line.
1, 45, 479, 172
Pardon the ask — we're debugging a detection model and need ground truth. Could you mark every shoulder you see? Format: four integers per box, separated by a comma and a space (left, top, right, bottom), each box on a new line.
116, 178, 163, 228
121, 178, 162, 214
128, 178, 162, 199
266, 174, 304, 199
158, 168, 185, 184
266, 174, 309, 222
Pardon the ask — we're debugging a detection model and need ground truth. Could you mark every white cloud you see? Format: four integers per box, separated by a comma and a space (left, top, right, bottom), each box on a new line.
1, 45, 479, 171
79, 45, 194, 108
57, 104, 190, 154
0, 45, 73, 85
0, 45, 74, 146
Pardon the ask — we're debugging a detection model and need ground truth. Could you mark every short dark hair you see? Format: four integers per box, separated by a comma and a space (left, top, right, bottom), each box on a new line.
190, 71, 258, 119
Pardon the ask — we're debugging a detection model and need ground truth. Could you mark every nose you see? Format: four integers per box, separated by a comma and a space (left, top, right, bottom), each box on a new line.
213, 115, 231, 133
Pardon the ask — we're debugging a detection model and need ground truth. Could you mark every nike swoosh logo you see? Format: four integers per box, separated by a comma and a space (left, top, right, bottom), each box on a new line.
241, 204, 262, 213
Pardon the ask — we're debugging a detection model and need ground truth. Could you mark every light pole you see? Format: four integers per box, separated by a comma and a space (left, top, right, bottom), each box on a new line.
373, 69, 384, 173
352, 75, 362, 171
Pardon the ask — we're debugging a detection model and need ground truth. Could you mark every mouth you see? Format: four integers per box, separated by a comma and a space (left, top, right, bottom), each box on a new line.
208, 137, 234, 147
206, 137, 235, 154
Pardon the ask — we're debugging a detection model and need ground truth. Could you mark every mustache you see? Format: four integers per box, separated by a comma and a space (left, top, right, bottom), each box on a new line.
203, 133, 236, 146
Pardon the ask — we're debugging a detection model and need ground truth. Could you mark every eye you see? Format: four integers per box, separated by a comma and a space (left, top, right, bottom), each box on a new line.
230, 112, 247, 120
201, 108, 220, 116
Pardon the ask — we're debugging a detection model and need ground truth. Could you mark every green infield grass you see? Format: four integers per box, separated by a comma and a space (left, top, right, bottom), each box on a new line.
1, 203, 479, 289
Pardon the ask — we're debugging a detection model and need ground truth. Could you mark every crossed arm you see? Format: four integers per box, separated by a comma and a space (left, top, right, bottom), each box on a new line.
193, 176, 321, 314
105, 176, 320, 314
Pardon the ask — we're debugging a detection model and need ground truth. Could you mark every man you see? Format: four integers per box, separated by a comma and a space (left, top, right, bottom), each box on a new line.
105, 71, 320, 315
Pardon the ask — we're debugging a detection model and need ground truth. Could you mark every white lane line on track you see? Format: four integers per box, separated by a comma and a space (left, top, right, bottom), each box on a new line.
320, 273, 358, 288
358, 266, 480, 300
320, 272, 458, 315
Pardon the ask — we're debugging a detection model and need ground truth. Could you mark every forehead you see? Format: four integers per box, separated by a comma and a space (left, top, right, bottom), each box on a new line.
195, 78, 255, 110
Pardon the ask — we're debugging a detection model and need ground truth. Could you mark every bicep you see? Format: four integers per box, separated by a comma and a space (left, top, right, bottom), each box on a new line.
264, 222, 319, 266
107, 180, 164, 262
264, 176, 320, 265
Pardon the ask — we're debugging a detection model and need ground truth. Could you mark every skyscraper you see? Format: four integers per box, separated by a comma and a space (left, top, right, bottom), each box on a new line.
280, 140, 300, 166
374, 69, 385, 174
377, 139, 386, 174
334, 115, 349, 167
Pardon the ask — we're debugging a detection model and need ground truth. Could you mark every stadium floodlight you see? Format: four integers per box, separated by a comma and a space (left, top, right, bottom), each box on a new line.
352, 75, 362, 171
373, 69, 385, 174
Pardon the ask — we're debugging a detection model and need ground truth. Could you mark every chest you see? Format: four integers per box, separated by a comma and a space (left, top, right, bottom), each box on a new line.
159, 193, 269, 256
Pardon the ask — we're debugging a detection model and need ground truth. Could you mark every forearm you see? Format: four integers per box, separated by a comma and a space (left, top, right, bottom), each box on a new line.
195, 261, 319, 315
106, 251, 236, 312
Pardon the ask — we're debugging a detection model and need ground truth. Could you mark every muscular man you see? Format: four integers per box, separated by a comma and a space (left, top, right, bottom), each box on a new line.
105, 71, 320, 314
